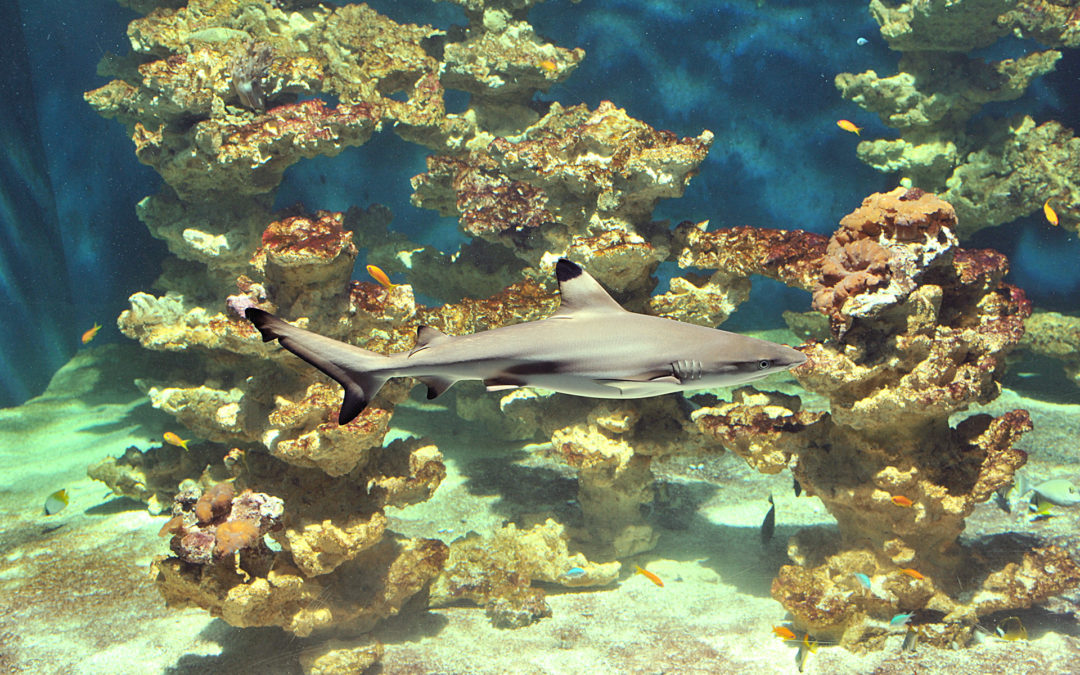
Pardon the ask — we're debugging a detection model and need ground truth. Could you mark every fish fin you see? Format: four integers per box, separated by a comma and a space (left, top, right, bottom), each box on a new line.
592, 373, 680, 396
246, 308, 390, 424
419, 376, 458, 399
484, 376, 526, 392
552, 258, 626, 316
410, 325, 453, 356
597, 371, 677, 384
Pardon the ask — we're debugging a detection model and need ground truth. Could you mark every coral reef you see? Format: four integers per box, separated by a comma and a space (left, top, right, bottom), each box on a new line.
1020, 310, 1080, 388
299, 637, 383, 675
88, 442, 228, 514
684, 188, 1077, 648
430, 519, 619, 628
838, 0, 1079, 234
86, 0, 1078, 664
154, 445, 448, 636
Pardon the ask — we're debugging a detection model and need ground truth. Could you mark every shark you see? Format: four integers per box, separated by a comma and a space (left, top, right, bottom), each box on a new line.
246, 259, 807, 424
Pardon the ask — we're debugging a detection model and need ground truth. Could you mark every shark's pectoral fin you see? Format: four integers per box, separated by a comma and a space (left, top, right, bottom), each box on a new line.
594, 374, 681, 397
419, 375, 458, 399
484, 376, 527, 392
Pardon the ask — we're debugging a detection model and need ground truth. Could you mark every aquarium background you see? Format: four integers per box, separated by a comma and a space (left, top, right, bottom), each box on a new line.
2, 0, 1080, 673
5, 0, 1078, 407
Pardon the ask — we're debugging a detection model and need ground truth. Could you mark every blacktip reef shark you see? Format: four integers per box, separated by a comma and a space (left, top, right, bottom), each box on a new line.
247, 259, 807, 424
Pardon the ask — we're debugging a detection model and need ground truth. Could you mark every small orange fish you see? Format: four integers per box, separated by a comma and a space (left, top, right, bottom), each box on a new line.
81, 323, 102, 344
891, 495, 913, 507
900, 568, 924, 580
1043, 199, 1059, 226
634, 564, 664, 587
837, 119, 862, 136
366, 264, 395, 289
773, 626, 797, 640
538, 59, 558, 73
163, 432, 189, 450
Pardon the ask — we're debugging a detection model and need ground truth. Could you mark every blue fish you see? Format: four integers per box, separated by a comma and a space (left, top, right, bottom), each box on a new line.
854, 573, 871, 589
890, 613, 913, 627
562, 567, 586, 579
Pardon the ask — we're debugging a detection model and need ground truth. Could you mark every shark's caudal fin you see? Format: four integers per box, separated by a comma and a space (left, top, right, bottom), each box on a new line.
246, 308, 389, 424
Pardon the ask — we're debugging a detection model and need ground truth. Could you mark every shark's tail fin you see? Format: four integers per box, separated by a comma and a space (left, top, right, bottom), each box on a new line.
246, 308, 390, 424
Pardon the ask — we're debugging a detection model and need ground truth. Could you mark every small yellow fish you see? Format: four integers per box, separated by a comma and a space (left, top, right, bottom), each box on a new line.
891, 495, 913, 507
996, 616, 1027, 641
795, 633, 818, 672
901, 625, 919, 652
1043, 199, 1059, 226
837, 119, 862, 135
538, 59, 558, 73
773, 626, 797, 641
635, 564, 664, 587
163, 432, 189, 450
1030, 497, 1054, 519
81, 323, 102, 344
366, 264, 395, 289
44, 489, 69, 515
900, 568, 924, 580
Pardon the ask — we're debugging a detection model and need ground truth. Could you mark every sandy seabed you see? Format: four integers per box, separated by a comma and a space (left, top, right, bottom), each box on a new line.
2, 345, 1079, 674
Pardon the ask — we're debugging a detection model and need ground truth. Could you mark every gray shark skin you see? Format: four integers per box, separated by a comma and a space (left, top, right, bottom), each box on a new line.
247, 259, 807, 424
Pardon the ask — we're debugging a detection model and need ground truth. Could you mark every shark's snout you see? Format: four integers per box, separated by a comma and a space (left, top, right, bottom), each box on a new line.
781, 345, 808, 369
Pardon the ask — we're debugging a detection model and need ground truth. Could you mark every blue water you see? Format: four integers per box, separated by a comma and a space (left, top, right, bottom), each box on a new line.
1, 3, 1079, 673
4, 0, 1078, 405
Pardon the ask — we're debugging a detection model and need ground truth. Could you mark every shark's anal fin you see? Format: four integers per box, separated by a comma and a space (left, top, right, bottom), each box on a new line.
419, 376, 457, 399
553, 258, 626, 316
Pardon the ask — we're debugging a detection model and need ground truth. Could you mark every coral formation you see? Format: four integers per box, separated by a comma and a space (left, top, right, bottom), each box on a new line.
838, 0, 1079, 233
430, 519, 619, 628
1020, 310, 1080, 388
684, 188, 1079, 648
299, 637, 383, 675
85, 0, 1078, 665
88, 442, 227, 514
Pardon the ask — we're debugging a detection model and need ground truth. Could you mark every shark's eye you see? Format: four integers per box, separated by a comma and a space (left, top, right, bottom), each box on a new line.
757, 359, 771, 370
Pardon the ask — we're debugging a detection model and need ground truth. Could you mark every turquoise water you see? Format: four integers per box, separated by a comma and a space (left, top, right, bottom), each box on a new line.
2, 1, 1079, 673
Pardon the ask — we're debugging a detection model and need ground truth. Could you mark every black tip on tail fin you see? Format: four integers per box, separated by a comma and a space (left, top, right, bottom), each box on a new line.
555, 258, 582, 282
339, 385, 368, 424
245, 307, 388, 426
245, 308, 279, 342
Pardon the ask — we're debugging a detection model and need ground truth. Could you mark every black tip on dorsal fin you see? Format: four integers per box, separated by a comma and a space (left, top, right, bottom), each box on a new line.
552, 257, 625, 315
555, 258, 582, 282
416, 325, 450, 346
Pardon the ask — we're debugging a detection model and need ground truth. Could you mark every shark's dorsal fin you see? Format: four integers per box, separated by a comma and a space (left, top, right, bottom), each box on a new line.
410, 325, 452, 356
553, 258, 626, 316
